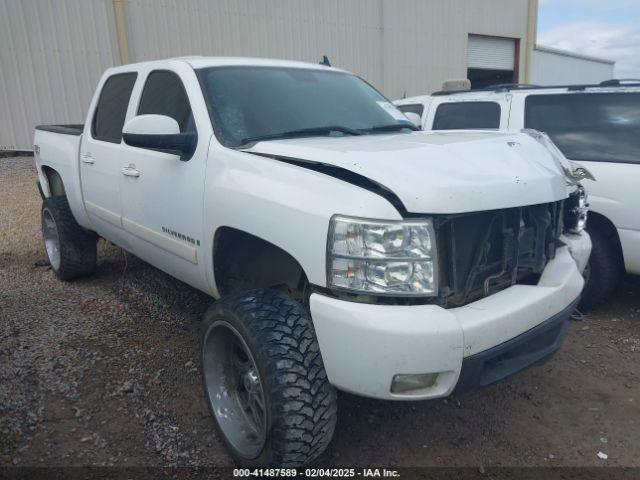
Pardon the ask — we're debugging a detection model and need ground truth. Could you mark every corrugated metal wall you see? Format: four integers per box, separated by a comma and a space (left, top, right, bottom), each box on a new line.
381, 0, 529, 97
0, 0, 120, 150
0, 0, 530, 150
532, 47, 614, 85
123, 0, 384, 88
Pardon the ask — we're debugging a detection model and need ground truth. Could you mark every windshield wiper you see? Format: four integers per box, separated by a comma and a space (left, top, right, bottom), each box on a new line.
364, 123, 420, 133
241, 126, 364, 145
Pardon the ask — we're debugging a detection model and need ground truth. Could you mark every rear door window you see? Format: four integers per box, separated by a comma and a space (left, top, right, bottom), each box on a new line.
525, 93, 640, 163
137, 70, 195, 133
432, 101, 501, 130
92, 73, 137, 143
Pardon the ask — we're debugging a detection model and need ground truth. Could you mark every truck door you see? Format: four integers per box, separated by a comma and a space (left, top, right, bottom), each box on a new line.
80, 72, 137, 249
118, 66, 209, 291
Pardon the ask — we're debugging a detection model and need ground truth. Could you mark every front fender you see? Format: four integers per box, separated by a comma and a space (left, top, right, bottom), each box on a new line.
202, 147, 402, 297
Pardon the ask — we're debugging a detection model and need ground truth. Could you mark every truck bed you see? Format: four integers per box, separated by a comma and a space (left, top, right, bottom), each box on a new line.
35, 124, 84, 136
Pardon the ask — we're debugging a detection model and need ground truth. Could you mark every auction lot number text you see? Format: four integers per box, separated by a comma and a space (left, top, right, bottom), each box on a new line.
234, 468, 400, 478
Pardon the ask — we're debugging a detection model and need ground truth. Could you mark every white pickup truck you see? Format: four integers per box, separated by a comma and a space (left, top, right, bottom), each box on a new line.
34, 57, 590, 467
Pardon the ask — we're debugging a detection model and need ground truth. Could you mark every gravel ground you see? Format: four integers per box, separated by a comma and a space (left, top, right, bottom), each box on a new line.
1, 156, 639, 468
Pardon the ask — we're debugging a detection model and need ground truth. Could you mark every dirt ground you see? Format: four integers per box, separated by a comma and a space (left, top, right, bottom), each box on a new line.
1, 156, 639, 468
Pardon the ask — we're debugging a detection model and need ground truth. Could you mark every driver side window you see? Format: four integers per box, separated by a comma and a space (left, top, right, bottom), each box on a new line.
138, 70, 195, 133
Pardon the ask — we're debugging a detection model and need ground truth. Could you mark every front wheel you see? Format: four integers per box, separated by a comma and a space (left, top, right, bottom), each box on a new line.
201, 289, 337, 467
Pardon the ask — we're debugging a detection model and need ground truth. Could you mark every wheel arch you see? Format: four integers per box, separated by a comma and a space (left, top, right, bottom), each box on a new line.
212, 226, 311, 300
587, 210, 623, 260
40, 165, 67, 198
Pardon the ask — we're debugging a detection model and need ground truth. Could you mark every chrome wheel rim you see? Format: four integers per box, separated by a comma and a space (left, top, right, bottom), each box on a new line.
202, 320, 267, 458
42, 209, 61, 271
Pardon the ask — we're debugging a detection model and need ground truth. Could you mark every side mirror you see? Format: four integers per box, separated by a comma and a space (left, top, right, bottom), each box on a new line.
403, 112, 422, 129
122, 114, 196, 161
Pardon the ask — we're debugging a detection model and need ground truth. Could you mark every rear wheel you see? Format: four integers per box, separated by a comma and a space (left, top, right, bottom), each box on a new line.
580, 227, 622, 309
41, 196, 97, 280
201, 289, 337, 466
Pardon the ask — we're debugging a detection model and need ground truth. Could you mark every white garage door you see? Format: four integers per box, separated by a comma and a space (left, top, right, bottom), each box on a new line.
468, 35, 516, 70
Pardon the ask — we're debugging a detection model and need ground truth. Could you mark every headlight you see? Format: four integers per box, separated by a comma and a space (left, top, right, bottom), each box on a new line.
565, 185, 588, 233
327, 216, 438, 296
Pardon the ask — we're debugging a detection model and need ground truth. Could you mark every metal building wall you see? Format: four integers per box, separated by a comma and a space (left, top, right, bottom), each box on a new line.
122, 0, 384, 89
122, 0, 530, 99
0, 0, 530, 150
0, 0, 120, 150
532, 46, 614, 85
381, 0, 529, 98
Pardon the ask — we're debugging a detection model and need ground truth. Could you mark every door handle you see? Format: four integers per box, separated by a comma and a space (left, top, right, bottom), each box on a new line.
121, 165, 140, 178
81, 153, 94, 165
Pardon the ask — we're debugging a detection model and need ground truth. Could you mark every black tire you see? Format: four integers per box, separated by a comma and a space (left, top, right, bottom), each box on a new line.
41, 196, 97, 280
200, 289, 337, 467
580, 227, 622, 309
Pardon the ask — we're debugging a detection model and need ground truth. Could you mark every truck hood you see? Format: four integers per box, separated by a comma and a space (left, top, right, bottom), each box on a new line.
244, 131, 568, 214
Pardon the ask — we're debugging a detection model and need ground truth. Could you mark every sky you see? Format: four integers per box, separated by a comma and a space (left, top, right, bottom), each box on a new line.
537, 0, 640, 78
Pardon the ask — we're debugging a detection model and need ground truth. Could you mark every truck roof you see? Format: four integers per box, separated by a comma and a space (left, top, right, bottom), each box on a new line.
105, 56, 347, 75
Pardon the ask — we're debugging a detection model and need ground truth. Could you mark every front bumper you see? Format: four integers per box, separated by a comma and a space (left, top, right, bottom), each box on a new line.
453, 296, 578, 394
309, 233, 591, 400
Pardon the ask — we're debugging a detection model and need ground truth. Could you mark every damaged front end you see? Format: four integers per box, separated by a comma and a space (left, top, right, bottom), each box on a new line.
323, 189, 587, 308
435, 201, 563, 308
521, 129, 596, 184
435, 186, 587, 308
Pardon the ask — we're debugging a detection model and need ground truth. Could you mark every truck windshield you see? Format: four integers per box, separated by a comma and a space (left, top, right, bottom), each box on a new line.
197, 66, 415, 147
524, 92, 640, 164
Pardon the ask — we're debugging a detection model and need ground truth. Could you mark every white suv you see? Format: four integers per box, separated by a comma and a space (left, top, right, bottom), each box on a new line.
397, 81, 640, 307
